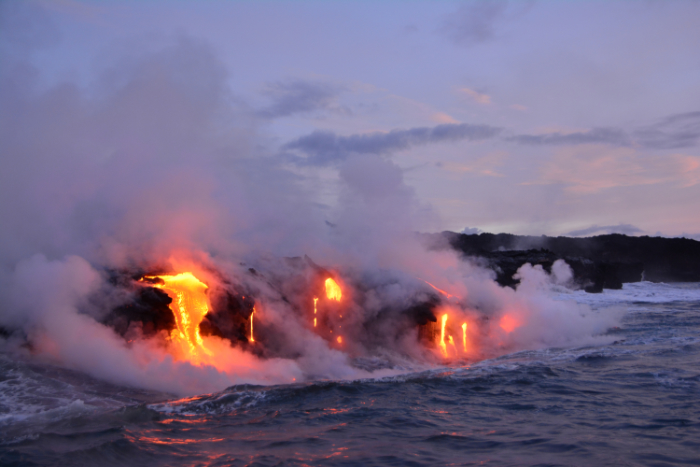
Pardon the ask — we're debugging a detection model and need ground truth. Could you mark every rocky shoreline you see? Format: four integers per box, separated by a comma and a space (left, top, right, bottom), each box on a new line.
441, 232, 700, 293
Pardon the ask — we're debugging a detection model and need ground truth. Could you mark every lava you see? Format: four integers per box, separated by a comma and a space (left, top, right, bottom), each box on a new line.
325, 278, 342, 301
461, 322, 467, 352
313, 297, 318, 327
250, 307, 255, 342
143, 272, 212, 362
138, 266, 471, 367
439, 313, 448, 356
448, 335, 456, 354
422, 279, 455, 299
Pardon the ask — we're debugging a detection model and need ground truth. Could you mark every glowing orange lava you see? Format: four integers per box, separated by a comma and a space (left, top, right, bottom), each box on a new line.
337, 336, 343, 344
250, 307, 255, 342
439, 314, 448, 356
421, 279, 455, 299
313, 297, 318, 327
145, 272, 212, 361
461, 322, 467, 352
325, 278, 342, 301
448, 335, 456, 354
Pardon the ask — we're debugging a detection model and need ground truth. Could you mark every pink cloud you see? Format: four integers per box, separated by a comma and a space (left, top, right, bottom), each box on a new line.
458, 87, 492, 105
441, 151, 507, 177
530, 145, 700, 194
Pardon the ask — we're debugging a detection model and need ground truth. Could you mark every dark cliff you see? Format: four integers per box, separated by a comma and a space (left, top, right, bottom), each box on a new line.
442, 232, 700, 292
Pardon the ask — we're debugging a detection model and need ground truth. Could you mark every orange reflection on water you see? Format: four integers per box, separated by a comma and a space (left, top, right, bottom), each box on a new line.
323, 407, 353, 414
158, 418, 209, 425
136, 436, 225, 445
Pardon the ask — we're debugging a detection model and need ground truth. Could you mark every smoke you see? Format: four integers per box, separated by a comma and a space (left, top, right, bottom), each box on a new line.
0, 5, 620, 396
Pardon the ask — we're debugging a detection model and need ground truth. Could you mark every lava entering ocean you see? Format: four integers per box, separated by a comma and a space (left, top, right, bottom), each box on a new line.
0, 246, 618, 399
0, 249, 620, 397
142, 272, 212, 363
124, 258, 487, 371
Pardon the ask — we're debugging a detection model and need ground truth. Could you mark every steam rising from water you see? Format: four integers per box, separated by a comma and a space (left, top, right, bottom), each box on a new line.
0, 15, 619, 396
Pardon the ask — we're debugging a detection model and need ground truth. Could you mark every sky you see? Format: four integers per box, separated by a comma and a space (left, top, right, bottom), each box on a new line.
3, 0, 700, 239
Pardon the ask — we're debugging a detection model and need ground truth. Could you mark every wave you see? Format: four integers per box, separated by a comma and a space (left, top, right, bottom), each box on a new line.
557, 281, 700, 308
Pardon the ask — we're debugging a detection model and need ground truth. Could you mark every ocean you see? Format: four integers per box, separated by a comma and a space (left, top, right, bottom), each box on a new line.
2, 281, 699, 466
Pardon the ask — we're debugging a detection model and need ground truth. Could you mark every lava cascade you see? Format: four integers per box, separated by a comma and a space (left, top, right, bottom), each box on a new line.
144, 272, 212, 363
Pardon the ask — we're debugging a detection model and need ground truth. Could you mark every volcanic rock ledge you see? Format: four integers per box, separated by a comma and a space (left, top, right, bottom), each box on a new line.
439, 232, 700, 292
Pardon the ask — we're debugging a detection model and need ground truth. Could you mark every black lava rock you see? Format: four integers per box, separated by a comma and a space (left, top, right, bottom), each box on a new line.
102, 286, 176, 337
199, 291, 255, 345
439, 232, 695, 291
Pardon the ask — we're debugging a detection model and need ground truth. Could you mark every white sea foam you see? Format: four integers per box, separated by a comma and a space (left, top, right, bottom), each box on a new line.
0, 368, 98, 428
555, 282, 700, 308
0, 353, 165, 429
149, 388, 270, 415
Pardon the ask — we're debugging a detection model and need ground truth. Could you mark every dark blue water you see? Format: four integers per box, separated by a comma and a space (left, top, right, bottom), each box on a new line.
2, 283, 700, 466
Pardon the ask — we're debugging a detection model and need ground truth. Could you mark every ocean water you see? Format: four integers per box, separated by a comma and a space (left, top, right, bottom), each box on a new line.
2, 282, 699, 466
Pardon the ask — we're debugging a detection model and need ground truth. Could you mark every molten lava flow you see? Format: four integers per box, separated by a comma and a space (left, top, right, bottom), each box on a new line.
250, 307, 255, 342
144, 272, 212, 361
313, 297, 318, 327
325, 278, 342, 301
337, 336, 343, 344
461, 322, 467, 352
448, 335, 456, 354
422, 279, 454, 299
439, 314, 448, 356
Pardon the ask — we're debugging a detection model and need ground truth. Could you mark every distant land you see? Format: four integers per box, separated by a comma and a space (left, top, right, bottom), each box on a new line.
438, 232, 700, 293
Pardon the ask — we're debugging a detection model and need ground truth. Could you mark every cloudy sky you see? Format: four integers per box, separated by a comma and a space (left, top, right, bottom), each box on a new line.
4, 0, 700, 239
